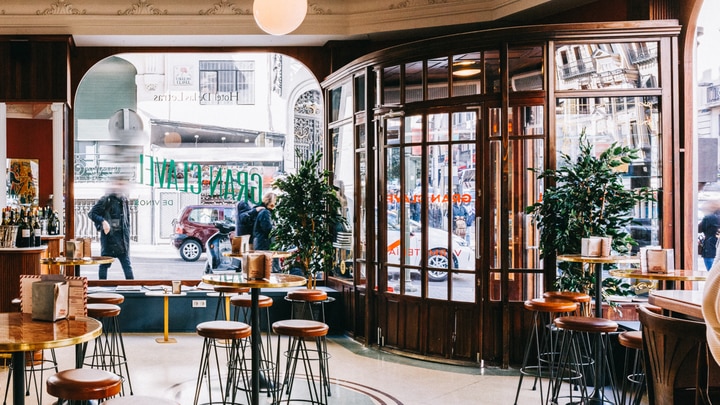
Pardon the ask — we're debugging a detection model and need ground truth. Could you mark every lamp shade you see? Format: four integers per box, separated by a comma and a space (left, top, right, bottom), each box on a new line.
253, 0, 308, 36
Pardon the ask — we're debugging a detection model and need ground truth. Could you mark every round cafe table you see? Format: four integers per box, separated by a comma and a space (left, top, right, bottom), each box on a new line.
202, 272, 306, 405
40, 255, 115, 277
608, 268, 708, 290
0, 313, 102, 405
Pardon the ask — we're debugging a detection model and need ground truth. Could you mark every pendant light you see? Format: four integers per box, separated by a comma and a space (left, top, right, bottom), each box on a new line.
253, 0, 308, 36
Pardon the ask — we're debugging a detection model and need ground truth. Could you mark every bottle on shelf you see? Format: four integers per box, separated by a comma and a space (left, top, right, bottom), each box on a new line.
32, 209, 42, 246
15, 209, 31, 248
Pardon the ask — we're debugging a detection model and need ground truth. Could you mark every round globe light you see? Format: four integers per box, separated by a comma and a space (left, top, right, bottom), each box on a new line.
253, 0, 308, 36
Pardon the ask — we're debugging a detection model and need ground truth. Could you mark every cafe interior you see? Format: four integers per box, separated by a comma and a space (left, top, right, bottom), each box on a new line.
1, 0, 720, 404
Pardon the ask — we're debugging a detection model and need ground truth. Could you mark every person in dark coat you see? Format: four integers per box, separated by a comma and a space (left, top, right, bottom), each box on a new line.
700, 210, 720, 270
252, 192, 277, 251
89, 180, 134, 279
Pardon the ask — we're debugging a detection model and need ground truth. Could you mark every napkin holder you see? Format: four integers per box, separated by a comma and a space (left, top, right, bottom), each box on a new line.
645, 248, 674, 274
65, 240, 84, 259
32, 279, 68, 321
232, 235, 250, 254
581, 237, 612, 257
244, 252, 272, 280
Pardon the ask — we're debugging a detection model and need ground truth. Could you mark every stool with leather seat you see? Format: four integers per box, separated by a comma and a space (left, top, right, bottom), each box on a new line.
285, 289, 330, 322
550, 315, 620, 405
272, 319, 331, 404
46, 368, 122, 404
514, 297, 578, 405
543, 290, 592, 317
88, 292, 125, 305
231, 293, 275, 398
618, 330, 645, 405
85, 303, 133, 396
212, 286, 250, 320
193, 320, 252, 405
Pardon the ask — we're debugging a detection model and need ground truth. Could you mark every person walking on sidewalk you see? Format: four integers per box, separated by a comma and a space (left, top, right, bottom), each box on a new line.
89, 179, 134, 279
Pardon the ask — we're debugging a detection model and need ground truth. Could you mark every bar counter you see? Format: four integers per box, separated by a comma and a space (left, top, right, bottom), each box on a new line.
0, 246, 46, 312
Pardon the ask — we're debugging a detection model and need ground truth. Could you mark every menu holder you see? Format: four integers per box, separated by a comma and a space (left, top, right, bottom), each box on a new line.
244, 252, 272, 280
20, 274, 88, 317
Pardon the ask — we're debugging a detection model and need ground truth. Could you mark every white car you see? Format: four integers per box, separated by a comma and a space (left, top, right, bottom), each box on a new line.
386, 211, 474, 282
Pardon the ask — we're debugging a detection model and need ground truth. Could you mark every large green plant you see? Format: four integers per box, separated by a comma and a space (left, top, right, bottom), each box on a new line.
525, 131, 655, 295
272, 150, 346, 288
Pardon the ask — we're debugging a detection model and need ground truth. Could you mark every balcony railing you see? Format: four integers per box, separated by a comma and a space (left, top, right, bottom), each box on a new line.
74, 199, 139, 242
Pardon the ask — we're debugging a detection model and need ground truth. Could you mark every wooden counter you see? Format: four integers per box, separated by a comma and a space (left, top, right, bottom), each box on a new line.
0, 246, 47, 312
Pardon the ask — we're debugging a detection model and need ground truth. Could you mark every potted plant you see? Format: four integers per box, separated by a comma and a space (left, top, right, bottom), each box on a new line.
272, 150, 347, 289
525, 131, 655, 298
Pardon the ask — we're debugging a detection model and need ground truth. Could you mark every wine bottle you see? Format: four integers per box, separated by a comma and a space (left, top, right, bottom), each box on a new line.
32, 209, 42, 246
16, 209, 30, 248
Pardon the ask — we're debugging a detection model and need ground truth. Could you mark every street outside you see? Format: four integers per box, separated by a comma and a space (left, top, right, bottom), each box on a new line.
83, 241, 206, 281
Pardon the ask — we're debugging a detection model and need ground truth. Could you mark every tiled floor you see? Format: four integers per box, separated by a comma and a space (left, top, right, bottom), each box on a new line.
0, 332, 638, 404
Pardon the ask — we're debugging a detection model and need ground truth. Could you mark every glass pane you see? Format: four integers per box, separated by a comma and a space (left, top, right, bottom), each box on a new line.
332, 123, 354, 280
509, 45, 544, 92
427, 57, 449, 100
428, 113, 449, 142
485, 50, 501, 94
358, 151, 367, 262
452, 111, 476, 141
428, 278, 448, 300
451, 272, 475, 303
489, 107, 502, 138
354, 74, 365, 112
427, 143, 450, 281
452, 52, 482, 97
386, 117, 401, 145
451, 144, 474, 272
508, 137, 544, 270
356, 121, 366, 149
521, 106, 544, 136
405, 61, 424, 103
555, 42, 659, 90
383, 65, 401, 105
404, 115, 423, 144
489, 137, 501, 270
555, 96, 662, 253
403, 150, 423, 266
329, 80, 353, 122
387, 265, 401, 295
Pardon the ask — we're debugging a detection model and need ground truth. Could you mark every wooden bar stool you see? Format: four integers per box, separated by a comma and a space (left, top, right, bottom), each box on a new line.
285, 289, 332, 322
211, 286, 250, 320
550, 315, 620, 405
618, 331, 645, 405
85, 303, 133, 395
514, 297, 578, 405
46, 368, 122, 404
193, 320, 252, 405
88, 292, 125, 305
272, 319, 331, 405
104, 395, 180, 404
543, 291, 592, 317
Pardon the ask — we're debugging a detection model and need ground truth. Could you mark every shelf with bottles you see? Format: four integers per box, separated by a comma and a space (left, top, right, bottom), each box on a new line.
0, 204, 61, 248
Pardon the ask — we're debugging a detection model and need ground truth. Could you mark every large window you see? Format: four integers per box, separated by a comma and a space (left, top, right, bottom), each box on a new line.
199, 60, 255, 105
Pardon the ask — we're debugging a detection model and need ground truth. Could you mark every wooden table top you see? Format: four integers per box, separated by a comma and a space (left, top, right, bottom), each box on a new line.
0, 313, 102, 352
40, 256, 115, 265
648, 289, 704, 319
223, 250, 293, 258
202, 273, 306, 289
608, 269, 708, 281
557, 254, 640, 265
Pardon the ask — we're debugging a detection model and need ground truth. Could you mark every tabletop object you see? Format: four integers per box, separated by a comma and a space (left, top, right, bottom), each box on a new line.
144, 291, 187, 343
0, 313, 102, 405
202, 272, 306, 405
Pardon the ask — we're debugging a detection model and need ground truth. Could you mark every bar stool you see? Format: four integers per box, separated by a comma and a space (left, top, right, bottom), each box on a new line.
618, 331, 645, 405
543, 290, 592, 317
272, 319, 331, 405
231, 293, 275, 396
104, 395, 180, 404
193, 320, 252, 405
85, 303, 133, 396
285, 289, 331, 322
88, 292, 125, 305
514, 298, 578, 405
550, 315, 620, 405
212, 286, 250, 320
46, 368, 122, 404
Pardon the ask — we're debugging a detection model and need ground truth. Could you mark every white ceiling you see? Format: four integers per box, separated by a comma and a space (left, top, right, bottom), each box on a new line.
0, 0, 594, 47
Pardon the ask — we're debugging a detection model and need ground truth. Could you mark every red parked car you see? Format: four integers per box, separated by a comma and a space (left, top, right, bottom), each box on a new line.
170, 204, 236, 261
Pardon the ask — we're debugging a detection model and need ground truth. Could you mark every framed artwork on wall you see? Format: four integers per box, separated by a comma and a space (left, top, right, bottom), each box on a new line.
7, 159, 39, 206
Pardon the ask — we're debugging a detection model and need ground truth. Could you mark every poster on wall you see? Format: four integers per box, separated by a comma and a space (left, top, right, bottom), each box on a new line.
7, 159, 38, 206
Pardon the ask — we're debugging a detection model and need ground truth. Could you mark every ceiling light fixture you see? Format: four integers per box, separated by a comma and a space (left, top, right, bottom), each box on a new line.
453, 60, 482, 77
253, 0, 308, 36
